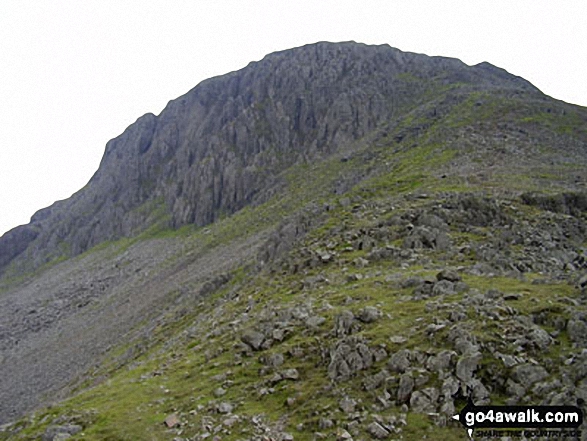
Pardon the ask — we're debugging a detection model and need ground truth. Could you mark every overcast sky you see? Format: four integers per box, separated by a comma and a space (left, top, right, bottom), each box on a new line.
1, 1, 586, 237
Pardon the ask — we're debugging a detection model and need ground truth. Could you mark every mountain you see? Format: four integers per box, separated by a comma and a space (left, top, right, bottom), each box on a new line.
1, 41, 586, 440
0, 41, 538, 276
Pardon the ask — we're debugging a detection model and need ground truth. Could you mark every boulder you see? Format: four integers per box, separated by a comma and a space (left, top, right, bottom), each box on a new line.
339, 396, 357, 413
241, 330, 265, 351
567, 315, 587, 346
409, 387, 439, 413
357, 306, 382, 323
366, 422, 391, 439
333, 310, 356, 337
397, 373, 414, 403
436, 269, 462, 282
387, 349, 411, 373
510, 363, 549, 385
328, 337, 374, 381
456, 352, 482, 383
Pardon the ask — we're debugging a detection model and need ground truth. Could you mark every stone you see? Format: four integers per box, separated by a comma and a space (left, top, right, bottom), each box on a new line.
409, 387, 439, 413
241, 330, 265, 351
319, 418, 334, 429
506, 379, 526, 398
568, 316, 587, 346
263, 352, 284, 368
426, 350, 456, 373
441, 376, 460, 399
334, 310, 356, 337
456, 352, 482, 383
339, 396, 357, 413
214, 387, 227, 397
223, 416, 239, 427
397, 373, 414, 403
217, 402, 233, 414
41, 425, 83, 441
387, 349, 411, 373
281, 368, 300, 380
164, 414, 181, 428
336, 428, 353, 440
436, 269, 461, 282
528, 326, 553, 350
403, 226, 451, 251
511, 363, 548, 385
305, 315, 326, 329
366, 422, 391, 439
357, 306, 382, 323
470, 379, 490, 405
363, 369, 389, 391
389, 335, 407, 344
328, 337, 373, 381
432, 280, 455, 296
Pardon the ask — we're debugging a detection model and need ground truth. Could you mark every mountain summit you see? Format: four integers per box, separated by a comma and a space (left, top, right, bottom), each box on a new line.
1, 42, 586, 440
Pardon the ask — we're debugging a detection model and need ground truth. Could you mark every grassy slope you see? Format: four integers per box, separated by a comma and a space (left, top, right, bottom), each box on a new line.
3, 89, 587, 440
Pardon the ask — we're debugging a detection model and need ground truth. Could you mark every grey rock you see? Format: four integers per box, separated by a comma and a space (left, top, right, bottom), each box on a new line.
506, 379, 526, 398
336, 428, 353, 440
305, 315, 326, 329
357, 306, 382, 323
263, 352, 285, 368
511, 363, 549, 385
387, 349, 411, 373
339, 396, 357, 413
333, 310, 356, 337
0, 42, 568, 426
403, 226, 451, 251
363, 369, 389, 391
426, 350, 456, 373
417, 213, 448, 230
217, 402, 233, 414
397, 373, 414, 403
281, 368, 300, 381
318, 418, 334, 429
241, 330, 265, 351
328, 337, 373, 381
409, 387, 439, 413
568, 316, 587, 346
528, 326, 553, 350
456, 352, 482, 383
366, 422, 391, 439
432, 280, 455, 296
436, 269, 461, 282
41, 425, 82, 441
441, 376, 460, 400
389, 335, 408, 344
214, 387, 227, 397
470, 379, 490, 405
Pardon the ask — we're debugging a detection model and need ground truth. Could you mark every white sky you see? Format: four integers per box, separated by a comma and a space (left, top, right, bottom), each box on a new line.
1, 1, 586, 237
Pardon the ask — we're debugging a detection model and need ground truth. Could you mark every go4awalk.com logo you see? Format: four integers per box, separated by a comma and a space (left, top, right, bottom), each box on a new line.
453, 399, 584, 439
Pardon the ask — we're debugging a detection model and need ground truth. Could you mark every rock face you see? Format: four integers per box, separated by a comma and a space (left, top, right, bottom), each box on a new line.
0, 41, 539, 276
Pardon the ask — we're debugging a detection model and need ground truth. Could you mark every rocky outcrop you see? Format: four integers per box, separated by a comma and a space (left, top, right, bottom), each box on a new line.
0, 41, 541, 276
0, 225, 39, 271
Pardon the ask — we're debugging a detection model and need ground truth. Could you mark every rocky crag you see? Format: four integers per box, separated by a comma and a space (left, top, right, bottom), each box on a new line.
0, 41, 537, 276
1, 42, 587, 440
